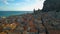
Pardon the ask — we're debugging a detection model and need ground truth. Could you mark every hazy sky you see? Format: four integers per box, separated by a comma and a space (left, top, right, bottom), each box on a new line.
0, 0, 45, 11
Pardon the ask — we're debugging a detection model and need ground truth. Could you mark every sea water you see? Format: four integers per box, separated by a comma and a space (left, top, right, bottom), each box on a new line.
0, 11, 33, 17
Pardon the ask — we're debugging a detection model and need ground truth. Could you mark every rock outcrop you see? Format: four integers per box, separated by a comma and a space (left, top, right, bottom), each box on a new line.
42, 0, 60, 12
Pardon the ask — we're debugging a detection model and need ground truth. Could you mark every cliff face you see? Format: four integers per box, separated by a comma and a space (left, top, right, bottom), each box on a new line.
42, 0, 60, 12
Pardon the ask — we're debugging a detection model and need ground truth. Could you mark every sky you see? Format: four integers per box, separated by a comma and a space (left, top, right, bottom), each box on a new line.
0, 0, 45, 11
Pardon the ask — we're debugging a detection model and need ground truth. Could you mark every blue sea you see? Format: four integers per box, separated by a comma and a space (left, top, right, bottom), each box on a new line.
0, 11, 33, 17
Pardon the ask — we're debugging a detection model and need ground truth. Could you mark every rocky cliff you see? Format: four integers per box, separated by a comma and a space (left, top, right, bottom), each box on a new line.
42, 0, 60, 12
